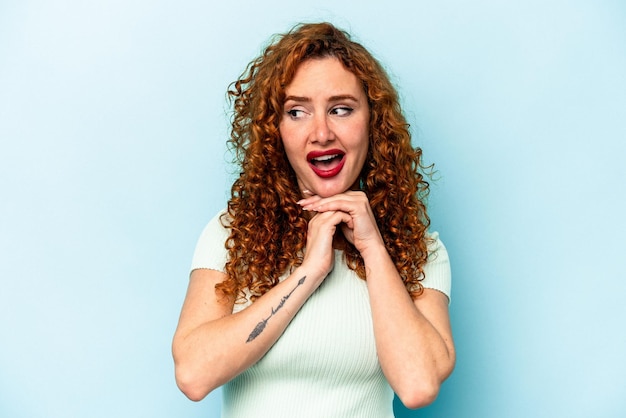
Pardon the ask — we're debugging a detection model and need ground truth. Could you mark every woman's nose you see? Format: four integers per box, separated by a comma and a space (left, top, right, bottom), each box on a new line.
311, 114, 335, 144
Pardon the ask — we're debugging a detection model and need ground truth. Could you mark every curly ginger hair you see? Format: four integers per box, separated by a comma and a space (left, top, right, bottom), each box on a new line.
217, 22, 433, 303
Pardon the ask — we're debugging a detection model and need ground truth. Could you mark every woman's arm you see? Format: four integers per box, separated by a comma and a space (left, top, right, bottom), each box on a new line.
172, 266, 318, 401
299, 192, 455, 409
172, 209, 351, 401
361, 245, 455, 409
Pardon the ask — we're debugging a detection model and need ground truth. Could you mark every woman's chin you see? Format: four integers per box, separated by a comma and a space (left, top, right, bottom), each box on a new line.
309, 181, 354, 198
314, 188, 346, 198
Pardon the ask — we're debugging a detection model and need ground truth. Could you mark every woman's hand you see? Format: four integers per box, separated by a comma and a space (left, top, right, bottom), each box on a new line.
299, 191, 455, 408
300, 209, 352, 280
298, 191, 385, 258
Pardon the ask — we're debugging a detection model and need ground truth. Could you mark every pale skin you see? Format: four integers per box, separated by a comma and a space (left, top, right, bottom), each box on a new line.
172, 57, 455, 408
298, 192, 455, 408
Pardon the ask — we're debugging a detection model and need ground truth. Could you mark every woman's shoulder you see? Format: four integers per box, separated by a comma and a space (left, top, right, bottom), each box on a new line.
422, 231, 452, 301
425, 231, 446, 254
190, 209, 231, 273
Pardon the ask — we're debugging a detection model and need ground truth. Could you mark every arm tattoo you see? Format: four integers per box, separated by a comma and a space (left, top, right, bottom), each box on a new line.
246, 276, 306, 343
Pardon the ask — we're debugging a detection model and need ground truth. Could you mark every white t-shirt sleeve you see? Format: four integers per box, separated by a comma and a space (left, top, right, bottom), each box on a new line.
421, 231, 452, 301
190, 210, 231, 273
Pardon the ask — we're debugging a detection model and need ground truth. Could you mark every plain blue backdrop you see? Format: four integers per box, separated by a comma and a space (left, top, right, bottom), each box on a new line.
1, 0, 625, 417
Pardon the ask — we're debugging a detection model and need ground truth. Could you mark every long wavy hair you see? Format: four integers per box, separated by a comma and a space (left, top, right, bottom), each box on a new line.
217, 22, 432, 303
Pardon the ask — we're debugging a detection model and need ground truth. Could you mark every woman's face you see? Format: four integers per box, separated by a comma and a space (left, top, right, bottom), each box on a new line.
279, 57, 370, 198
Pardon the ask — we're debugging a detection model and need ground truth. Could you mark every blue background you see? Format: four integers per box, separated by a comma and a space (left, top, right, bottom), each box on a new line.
1, 1, 625, 417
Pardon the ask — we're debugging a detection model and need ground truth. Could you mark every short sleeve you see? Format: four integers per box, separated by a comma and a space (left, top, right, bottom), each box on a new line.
190, 210, 231, 273
421, 231, 452, 302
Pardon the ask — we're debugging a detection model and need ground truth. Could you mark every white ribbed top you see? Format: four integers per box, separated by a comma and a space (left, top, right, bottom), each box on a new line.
190, 211, 452, 418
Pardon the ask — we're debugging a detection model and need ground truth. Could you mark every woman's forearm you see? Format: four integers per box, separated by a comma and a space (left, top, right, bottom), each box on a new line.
172, 266, 322, 401
362, 244, 455, 409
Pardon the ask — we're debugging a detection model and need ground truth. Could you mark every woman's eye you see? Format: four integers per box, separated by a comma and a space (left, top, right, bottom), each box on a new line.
286, 109, 304, 118
331, 107, 353, 116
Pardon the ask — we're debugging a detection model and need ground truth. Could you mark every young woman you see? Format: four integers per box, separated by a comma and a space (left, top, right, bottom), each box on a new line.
173, 22, 455, 417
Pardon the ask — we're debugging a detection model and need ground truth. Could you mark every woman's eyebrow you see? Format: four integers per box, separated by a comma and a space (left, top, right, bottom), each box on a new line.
283, 94, 359, 103
284, 95, 310, 103
328, 94, 359, 102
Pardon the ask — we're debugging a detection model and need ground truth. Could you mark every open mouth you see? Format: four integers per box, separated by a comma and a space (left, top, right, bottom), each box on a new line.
307, 149, 346, 178
309, 153, 343, 167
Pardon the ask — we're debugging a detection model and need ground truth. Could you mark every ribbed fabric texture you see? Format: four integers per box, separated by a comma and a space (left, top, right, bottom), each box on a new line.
190, 211, 452, 417
222, 253, 394, 418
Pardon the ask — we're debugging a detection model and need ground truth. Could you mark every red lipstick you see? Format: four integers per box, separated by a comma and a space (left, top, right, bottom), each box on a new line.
307, 149, 346, 178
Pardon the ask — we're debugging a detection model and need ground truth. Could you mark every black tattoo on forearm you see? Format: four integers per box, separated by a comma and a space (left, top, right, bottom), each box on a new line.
246, 276, 306, 343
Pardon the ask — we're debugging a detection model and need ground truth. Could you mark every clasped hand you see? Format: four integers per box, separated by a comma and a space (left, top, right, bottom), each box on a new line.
297, 191, 385, 278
